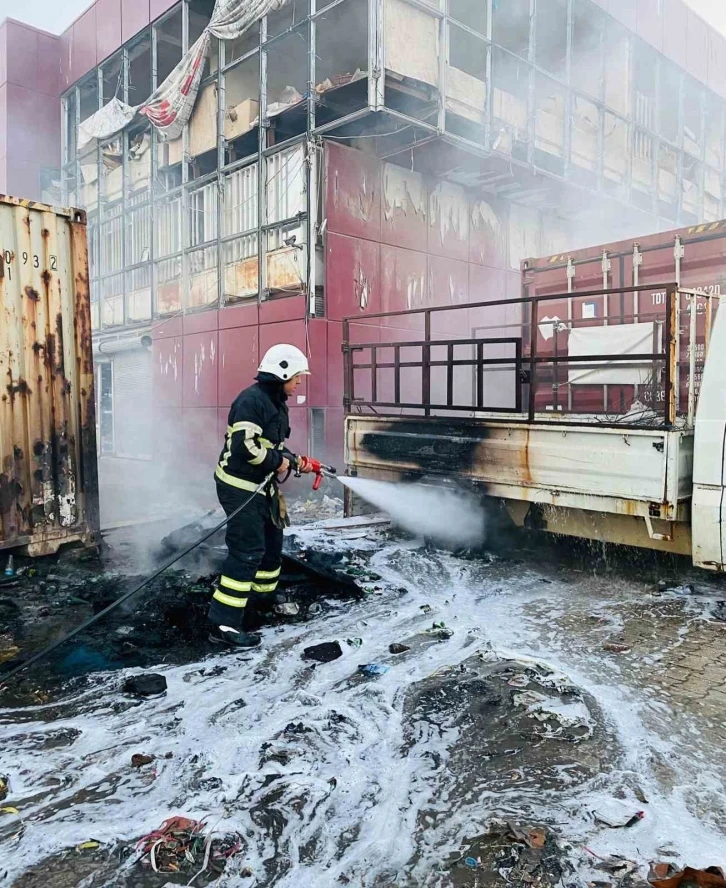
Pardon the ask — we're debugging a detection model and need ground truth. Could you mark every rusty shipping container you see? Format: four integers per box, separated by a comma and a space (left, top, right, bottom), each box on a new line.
0, 195, 99, 556
522, 219, 726, 417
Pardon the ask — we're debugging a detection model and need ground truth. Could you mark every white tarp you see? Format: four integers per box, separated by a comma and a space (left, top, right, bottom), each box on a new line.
208, 0, 289, 40
77, 97, 137, 150
76, 0, 290, 147
140, 32, 211, 141
568, 322, 659, 386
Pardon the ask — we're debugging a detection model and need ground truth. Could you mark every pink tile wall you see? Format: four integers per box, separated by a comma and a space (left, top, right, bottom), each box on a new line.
122, 0, 151, 44
2, 22, 60, 97
6, 84, 61, 168
150, 0, 178, 22
72, 7, 99, 84
60, 28, 74, 93
96, 0, 123, 64
686, 8, 709, 85
636, 0, 663, 52
662, 0, 688, 69
707, 31, 726, 101
0, 24, 7, 88
0, 85, 6, 161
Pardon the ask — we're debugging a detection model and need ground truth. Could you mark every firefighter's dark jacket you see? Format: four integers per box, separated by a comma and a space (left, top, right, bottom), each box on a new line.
215, 374, 292, 492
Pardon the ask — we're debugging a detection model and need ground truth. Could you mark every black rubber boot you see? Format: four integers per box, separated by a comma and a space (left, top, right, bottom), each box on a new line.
208, 624, 262, 648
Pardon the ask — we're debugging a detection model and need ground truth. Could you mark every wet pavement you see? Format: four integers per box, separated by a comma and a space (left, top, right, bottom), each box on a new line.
0, 518, 725, 887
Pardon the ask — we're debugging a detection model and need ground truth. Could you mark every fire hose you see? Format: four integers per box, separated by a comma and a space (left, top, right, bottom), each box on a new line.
0, 458, 337, 688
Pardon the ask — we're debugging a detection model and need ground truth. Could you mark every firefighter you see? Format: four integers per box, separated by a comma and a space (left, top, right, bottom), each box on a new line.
208, 344, 315, 648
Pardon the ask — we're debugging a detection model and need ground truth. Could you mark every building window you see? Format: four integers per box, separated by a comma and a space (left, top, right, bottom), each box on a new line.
96, 362, 114, 456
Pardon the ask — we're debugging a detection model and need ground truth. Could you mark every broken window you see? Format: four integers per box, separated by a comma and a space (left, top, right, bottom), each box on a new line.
447, 24, 488, 127
125, 203, 152, 266
156, 256, 182, 314
100, 205, 124, 275
79, 147, 99, 211
100, 137, 123, 205
128, 32, 152, 106
102, 52, 124, 105
632, 128, 654, 190
223, 162, 258, 237
681, 156, 702, 218
224, 235, 259, 301
126, 265, 152, 323
186, 82, 219, 178
632, 42, 656, 131
265, 24, 309, 141
534, 75, 566, 166
126, 124, 152, 198
491, 47, 529, 156
155, 7, 183, 87
704, 167, 722, 221
188, 245, 219, 309
189, 0, 218, 76
64, 91, 77, 164
604, 24, 630, 117
78, 75, 100, 123
658, 60, 680, 144
102, 274, 125, 328
188, 178, 219, 247
449, 23, 487, 82
266, 145, 306, 295
603, 112, 628, 194
492, 0, 530, 60
267, 0, 310, 38
224, 54, 260, 163
657, 143, 678, 211
384, 0, 439, 124
315, 0, 369, 122
683, 78, 703, 158
572, 0, 604, 101
228, 21, 259, 63
571, 95, 599, 174
535, 0, 567, 80
705, 95, 724, 170
449, 0, 486, 36
156, 193, 182, 258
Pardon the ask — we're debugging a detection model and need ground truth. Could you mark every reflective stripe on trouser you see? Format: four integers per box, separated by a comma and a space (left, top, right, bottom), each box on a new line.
252, 566, 281, 594
208, 479, 284, 631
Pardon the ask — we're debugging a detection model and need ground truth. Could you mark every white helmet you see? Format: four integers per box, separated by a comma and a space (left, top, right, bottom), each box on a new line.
258, 344, 310, 381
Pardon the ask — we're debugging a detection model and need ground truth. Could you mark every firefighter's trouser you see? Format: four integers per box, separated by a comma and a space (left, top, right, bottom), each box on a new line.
208, 480, 283, 630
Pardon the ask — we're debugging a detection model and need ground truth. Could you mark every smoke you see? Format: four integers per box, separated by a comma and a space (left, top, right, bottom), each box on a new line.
338, 477, 486, 548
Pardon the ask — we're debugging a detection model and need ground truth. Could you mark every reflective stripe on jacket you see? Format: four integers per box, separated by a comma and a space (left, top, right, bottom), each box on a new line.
215, 380, 290, 492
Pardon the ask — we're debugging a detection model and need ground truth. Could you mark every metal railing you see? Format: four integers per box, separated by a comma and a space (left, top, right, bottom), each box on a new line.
342, 283, 718, 430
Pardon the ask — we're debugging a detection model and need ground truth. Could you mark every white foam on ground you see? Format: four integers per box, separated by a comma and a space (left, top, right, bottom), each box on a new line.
0, 533, 724, 886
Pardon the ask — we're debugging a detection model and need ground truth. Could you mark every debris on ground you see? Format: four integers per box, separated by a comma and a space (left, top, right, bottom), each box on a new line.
274, 602, 301, 616
131, 753, 156, 768
0, 805, 25, 844
603, 641, 632, 653
303, 641, 343, 663
712, 601, 726, 623
449, 821, 565, 887
346, 638, 363, 648
657, 581, 696, 596
358, 663, 389, 676
136, 815, 243, 877
592, 798, 645, 828
75, 840, 101, 852
123, 673, 168, 697
0, 775, 7, 801
427, 621, 454, 639
389, 643, 410, 654
649, 865, 726, 888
